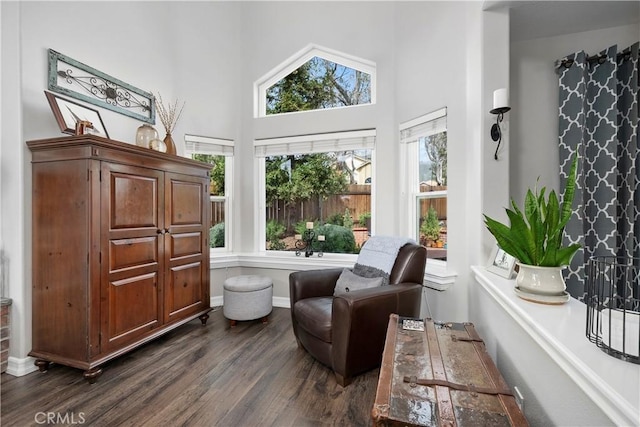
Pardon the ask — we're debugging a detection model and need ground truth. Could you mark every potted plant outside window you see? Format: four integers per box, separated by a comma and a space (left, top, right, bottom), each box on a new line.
483, 154, 581, 304
421, 206, 441, 247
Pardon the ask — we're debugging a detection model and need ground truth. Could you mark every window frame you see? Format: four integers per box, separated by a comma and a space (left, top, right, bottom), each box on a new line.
254, 43, 377, 118
254, 129, 376, 257
400, 107, 448, 268
184, 134, 234, 253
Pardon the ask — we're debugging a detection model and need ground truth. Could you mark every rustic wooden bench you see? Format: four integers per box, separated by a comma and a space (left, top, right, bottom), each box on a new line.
372, 314, 528, 426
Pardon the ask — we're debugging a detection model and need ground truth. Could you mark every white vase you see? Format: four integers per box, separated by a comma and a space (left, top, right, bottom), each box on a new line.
135, 124, 158, 149
515, 263, 568, 301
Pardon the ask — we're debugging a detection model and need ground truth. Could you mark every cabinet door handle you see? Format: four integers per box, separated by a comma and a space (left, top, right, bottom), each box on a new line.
165, 228, 170, 234
157, 229, 165, 235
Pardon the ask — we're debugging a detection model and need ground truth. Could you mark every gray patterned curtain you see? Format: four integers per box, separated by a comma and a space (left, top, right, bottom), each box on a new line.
558, 42, 639, 300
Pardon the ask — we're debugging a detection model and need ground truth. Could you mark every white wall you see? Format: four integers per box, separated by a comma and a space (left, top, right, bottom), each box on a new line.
4, 2, 628, 423
230, 1, 490, 323
1, 0, 242, 374
237, 1, 397, 255
3, 0, 511, 381
468, 18, 640, 426
19, 1, 241, 144
395, 1, 490, 322
1, 1, 29, 373
510, 23, 639, 205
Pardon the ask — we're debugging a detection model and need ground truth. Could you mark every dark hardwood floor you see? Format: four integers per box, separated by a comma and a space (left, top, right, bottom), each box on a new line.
1, 307, 379, 427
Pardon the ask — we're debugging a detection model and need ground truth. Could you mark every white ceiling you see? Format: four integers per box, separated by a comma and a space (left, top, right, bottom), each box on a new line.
486, 1, 640, 42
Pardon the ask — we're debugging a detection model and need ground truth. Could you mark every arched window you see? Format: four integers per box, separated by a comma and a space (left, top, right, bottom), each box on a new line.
254, 44, 376, 117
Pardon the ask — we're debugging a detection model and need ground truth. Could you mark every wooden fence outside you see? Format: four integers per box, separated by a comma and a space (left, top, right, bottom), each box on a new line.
211, 200, 225, 226
211, 184, 447, 229
266, 184, 372, 231
418, 185, 447, 220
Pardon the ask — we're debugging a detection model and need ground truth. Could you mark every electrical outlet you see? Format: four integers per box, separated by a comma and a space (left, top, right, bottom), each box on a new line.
514, 386, 525, 411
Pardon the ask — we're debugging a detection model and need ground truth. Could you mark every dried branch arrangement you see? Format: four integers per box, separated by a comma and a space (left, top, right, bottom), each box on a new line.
155, 93, 185, 134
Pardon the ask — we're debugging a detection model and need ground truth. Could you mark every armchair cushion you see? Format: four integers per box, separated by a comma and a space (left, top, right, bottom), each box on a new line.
333, 268, 383, 296
293, 297, 333, 342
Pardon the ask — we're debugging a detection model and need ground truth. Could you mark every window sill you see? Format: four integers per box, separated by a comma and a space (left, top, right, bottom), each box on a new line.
210, 252, 356, 270
471, 265, 639, 426
210, 252, 457, 289
424, 260, 456, 291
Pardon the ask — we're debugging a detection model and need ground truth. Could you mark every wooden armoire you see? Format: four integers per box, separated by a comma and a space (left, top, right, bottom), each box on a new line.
27, 135, 212, 382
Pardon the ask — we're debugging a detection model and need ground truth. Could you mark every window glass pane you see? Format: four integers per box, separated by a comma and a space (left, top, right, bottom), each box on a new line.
266, 56, 371, 115
192, 154, 225, 196
192, 154, 226, 248
417, 130, 447, 261
417, 196, 447, 261
419, 132, 447, 187
265, 150, 372, 254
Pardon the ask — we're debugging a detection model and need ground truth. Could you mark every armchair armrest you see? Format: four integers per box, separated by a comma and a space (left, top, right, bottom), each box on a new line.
289, 268, 343, 304
330, 283, 422, 380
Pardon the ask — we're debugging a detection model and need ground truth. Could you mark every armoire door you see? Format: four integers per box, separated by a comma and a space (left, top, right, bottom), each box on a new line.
163, 171, 210, 324
100, 162, 164, 351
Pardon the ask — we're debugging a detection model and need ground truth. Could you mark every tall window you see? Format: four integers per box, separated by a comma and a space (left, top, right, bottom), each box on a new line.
400, 108, 447, 261
184, 135, 233, 251
255, 130, 375, 255
255, 44, 376, 117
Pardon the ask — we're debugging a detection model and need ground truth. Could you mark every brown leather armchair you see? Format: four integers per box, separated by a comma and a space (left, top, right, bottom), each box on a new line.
289, 243, 427, 386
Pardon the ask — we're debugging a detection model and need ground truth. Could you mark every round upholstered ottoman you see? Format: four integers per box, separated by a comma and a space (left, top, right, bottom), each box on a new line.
223, 275, 273, 326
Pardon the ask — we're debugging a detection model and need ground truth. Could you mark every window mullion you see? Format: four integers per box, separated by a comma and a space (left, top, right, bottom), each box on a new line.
417, 190, 448, 198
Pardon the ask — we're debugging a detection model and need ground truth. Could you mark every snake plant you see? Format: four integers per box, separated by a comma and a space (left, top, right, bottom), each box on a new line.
483, 154, 581, 267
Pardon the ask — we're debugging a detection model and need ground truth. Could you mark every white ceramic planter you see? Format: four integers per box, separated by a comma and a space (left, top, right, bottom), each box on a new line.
515, 264, 570, 304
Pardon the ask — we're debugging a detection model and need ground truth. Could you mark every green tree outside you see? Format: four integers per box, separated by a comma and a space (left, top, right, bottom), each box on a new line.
425, 132, 447, 186
266, 153, 347, 231
193, 154, 225, 195
266, 57, 371, 114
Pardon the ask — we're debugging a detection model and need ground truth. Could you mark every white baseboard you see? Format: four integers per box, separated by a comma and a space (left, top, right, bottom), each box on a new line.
210, 296, 290, 309
6, 356, 38, 377
210, 296, 224, 307
273, 296, 290, 308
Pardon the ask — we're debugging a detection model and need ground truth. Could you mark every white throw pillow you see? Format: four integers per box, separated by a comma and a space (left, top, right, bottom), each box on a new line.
334, 268, 383, 296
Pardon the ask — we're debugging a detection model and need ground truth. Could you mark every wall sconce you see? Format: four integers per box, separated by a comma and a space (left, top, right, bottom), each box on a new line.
490, 88, 511, 160
295, 222, 325, 258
